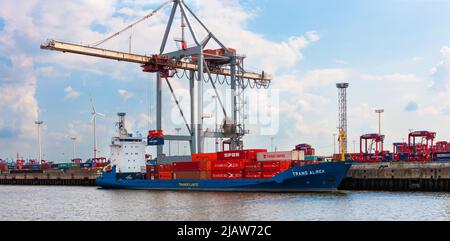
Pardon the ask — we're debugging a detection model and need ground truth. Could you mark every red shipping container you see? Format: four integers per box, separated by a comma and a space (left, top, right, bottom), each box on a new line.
158, 164, 173, 172
172, 162, 201, 172
305, 148, 316, 156
198, 161, 212, 171
246, 149, 268, 161
173, 171, 211, 180
280, 161, 292, 171
146, 165, 158, 174
218, 149, 267, 161
192, 153, 218, 162
218, 150, 247, 160
158, 171, 173, 180
211, 171, 244, 180
244, 162, 263, 172
262, 161, 281, 171
244, 172, 262, 179
291, 161, 303, 167
211, 160, 245, 171
262, 171, 280, 179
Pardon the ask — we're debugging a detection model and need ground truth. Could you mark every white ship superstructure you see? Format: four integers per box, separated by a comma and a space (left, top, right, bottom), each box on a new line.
110, 113, 146, 174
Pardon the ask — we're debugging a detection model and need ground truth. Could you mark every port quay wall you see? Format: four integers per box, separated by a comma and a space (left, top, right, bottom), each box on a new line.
339, 162, 450, 192
1, 163, 450, 191
0, 170, 98, 186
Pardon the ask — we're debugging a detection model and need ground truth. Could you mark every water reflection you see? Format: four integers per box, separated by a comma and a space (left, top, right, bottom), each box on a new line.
0, 186, 449, 221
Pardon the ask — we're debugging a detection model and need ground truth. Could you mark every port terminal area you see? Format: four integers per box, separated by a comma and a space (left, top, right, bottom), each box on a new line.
2, 162, 450, 192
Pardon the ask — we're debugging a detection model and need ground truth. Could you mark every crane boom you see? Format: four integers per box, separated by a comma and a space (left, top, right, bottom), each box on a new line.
40, 39, 272, 82
41, 40, 152, 64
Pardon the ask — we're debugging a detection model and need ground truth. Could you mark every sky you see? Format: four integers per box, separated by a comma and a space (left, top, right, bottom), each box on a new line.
1, 0, 450, 162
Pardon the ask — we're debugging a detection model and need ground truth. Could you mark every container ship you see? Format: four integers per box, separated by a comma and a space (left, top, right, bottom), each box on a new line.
96, 114, 352, 192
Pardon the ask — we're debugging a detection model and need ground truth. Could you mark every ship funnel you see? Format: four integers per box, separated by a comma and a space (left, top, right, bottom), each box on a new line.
117, 113, 128, 136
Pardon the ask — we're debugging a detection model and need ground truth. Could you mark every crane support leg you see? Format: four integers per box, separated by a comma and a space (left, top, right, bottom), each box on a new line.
156, 73, 163, 157
190, 71, 196, 154
197, 51, 204, 153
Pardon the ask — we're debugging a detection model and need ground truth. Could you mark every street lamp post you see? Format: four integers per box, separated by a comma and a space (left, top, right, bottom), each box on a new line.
71, 137, 77, 161
375, 109, 385, 134
35, 121, 44, 164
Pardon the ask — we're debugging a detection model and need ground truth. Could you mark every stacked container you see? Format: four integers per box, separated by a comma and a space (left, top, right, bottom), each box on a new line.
256, 151, 304, 162
146, 164, 158, 180
158, 164, 173, 180
172, 162, 211, 180
218, 149, 267, 161
0, 163, 6, 172
211, 149, 267, 180
295, 144, 316, 156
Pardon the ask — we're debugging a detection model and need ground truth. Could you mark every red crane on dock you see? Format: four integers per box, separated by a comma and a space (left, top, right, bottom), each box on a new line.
358, 134, 385, 163
408, 131, 436, 162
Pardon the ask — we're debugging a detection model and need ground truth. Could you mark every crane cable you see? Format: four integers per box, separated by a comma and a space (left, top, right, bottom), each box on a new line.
203, 59, 228, 118
90, 0, 173, 47
164, 77, 192, 134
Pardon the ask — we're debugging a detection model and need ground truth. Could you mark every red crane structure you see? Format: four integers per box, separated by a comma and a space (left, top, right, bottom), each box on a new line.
408, 131, 436, 162
393, 142, 408, 161
358, 134, 385, 163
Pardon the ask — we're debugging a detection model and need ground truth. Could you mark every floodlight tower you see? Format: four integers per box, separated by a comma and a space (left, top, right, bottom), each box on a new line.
336, 83, 349, 161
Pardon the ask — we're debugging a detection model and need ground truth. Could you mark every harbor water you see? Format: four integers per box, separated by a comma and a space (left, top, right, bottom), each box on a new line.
0, 186, 449, 221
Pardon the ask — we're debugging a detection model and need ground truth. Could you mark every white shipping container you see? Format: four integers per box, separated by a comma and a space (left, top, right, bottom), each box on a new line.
257, 151, 305, 161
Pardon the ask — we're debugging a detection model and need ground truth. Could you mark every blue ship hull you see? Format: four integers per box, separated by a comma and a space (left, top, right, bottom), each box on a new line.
96, 162, 352, 193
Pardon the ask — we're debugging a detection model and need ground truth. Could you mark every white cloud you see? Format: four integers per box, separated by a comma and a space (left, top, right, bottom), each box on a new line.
64, 86, 81, 101
360, 73, 420, 83
138, 113, 153, 129
349, 103, 374, 121
193, 0, 320, 74
0, 55, 38, 140
117, 89, 134, 101
275, 68, 352, 93
430, 46, 450, 92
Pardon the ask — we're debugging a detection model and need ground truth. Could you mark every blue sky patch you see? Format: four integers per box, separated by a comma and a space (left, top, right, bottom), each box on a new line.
0, 56, 12, 67
0, 17, 5, 31
405, 101, 419, 112
0, 128, 18, 139
90, 23, 108, 34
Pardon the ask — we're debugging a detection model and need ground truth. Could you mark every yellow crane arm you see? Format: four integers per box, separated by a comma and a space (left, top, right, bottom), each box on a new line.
40, 40, 151, 64
40, 39, 272, 82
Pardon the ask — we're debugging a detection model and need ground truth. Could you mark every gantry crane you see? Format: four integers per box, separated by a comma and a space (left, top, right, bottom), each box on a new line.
408, 131, 436, 162
358, 134, 385, 162
40, 0, 272, 158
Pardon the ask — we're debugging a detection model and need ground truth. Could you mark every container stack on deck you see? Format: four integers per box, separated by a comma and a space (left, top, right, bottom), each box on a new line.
146, 146, 322, 181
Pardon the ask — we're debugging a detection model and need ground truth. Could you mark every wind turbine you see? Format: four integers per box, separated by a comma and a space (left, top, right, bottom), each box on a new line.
90, 96, 105, 159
